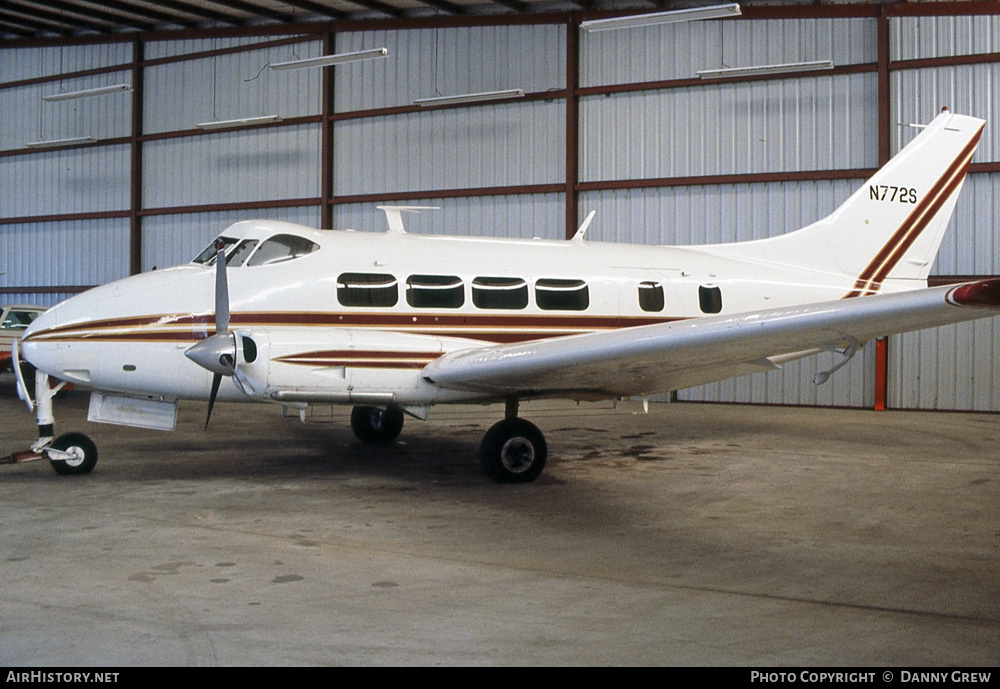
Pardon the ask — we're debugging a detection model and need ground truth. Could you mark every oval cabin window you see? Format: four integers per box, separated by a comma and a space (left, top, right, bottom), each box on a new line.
406, 275, 465, 309
535, 279, 589, 311
472, 277, 528, 310
338, 273, 398, 307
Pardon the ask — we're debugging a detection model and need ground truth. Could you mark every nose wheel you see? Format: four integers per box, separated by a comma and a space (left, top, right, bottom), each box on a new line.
47, 433, 98, 476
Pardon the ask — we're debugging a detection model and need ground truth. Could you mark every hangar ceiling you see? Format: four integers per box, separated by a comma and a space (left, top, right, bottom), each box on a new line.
0, 0, 732, 41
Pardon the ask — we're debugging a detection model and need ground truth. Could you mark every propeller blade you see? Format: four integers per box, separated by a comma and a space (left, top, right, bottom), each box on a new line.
215, 242, 230, 334
205, 373, 222, 430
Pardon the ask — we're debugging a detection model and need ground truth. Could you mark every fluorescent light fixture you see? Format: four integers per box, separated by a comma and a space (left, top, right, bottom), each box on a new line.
42, 83, 132, 101
269, 48, 388, 71
196, 115, 283, 129
26, 136, 97, 148
580, 3, 741, 31
697, 59, 835, 79
414, 89, 525, 107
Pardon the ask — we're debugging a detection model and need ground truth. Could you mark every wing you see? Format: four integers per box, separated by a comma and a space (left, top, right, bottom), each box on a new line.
421, 280, 1000, 399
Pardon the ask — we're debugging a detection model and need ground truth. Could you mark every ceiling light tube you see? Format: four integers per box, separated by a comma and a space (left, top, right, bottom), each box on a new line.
25, 136, 97, 148
580, 3, 741, 32
697, 59, 835, 79
195, 115, 283, 129
414, 89, 525, 107
269, 48, 388, 71
42, 83, 132, 101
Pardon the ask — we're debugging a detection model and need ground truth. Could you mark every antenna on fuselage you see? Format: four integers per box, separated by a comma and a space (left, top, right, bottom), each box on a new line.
571, 210, 597, 242
377, 205, 440, 234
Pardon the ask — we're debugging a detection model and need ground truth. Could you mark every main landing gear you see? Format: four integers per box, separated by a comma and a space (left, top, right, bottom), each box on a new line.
479, 398, 547, 483
479, 417, 547, 483
350, 405, 405, 444
348, 399, 548, 483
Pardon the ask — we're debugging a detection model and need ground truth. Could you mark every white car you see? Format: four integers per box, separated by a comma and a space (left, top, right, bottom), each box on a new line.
0, 304, 45, 370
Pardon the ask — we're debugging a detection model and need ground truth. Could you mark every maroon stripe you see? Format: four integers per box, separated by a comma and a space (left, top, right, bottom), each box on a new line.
276, 349, 442, 360
31, 311, 678, 340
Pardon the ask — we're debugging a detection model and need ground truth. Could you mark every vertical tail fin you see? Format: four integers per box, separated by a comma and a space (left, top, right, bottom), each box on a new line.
719, 109, 985, 295
841, 109, 984, 296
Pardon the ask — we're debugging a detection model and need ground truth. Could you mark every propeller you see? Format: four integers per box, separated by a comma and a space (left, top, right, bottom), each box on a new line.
184, 241, 239, 429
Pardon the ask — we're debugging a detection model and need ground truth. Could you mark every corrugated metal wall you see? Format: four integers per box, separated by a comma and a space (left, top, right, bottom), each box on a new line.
333, 101, 565, 195
0, 75, 132, 150
0, 41, 132, 83
334, 25, 565, 111
581, 17, 875, 86
887, 14, 1000, 411
143, 41, 322, 134
333, 193, 564, 239
1, 145, 131, 216
142, 125, 321, 208
580, 74, 877, 181
3, 8, 1000, 412
891, 15, 1000, 61
0, 218, 130, 307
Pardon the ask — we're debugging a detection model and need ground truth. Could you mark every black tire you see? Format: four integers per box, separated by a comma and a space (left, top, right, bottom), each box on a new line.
350, 405, 405, 444
48, 433, 98, 476
479, 418, 547, 483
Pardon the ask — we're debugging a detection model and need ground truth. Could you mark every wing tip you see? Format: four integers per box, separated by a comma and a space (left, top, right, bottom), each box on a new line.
947, 279, 1000, 308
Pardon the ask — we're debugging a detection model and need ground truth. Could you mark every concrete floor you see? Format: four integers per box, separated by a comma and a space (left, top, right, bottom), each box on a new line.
0, 375, 997, 666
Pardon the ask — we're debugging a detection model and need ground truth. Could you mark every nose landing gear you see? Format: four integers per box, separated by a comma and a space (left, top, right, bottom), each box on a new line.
1, 356, 99, 476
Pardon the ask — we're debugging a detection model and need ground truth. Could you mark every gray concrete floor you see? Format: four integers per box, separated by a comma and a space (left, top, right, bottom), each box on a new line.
0, 375, 997, 666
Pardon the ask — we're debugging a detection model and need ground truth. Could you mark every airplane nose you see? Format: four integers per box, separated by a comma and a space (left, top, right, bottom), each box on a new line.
20, 293, 88, 383
18, 266, 216, 393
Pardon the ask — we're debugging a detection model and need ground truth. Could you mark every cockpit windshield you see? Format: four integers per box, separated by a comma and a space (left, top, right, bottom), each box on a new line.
192, 236, 238, 265
191, 233, 318, 267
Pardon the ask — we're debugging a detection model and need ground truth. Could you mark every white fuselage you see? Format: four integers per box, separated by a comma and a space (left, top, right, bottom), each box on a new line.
19, 219, 887, 408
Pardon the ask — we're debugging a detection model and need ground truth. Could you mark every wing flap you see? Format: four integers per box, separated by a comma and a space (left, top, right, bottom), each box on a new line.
421, 280, 1000, 398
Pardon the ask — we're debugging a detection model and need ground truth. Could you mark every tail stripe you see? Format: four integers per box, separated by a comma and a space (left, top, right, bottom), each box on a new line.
844, 123, 984, 298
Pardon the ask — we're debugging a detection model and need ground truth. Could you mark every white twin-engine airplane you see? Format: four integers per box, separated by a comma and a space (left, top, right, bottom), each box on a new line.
10, 108, 1000, 482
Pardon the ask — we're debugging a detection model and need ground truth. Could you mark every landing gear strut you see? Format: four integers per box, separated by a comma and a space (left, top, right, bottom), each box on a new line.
5, 358, 99, 476
350, 405, 405, 444
479, 398, 547, 483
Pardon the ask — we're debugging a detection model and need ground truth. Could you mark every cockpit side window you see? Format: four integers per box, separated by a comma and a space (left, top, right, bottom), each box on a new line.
226, 239, 258, 267
192, 236, 238, 264
247, 234, 320, 267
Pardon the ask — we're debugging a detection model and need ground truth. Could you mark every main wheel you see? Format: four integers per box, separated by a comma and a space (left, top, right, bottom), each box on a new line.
48, 433, 98, 476
479, 418, 547, 483
350, 405, 405, 444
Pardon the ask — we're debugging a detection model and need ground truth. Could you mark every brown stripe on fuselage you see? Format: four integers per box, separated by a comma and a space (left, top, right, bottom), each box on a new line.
275, 349, 441, 369
25, 311, 679, 344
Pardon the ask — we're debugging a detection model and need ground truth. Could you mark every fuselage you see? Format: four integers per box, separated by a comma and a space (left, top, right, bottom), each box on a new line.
21, 218, 876, 407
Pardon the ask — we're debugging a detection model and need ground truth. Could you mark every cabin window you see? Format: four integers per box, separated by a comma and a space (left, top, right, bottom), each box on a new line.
247, 234, 320, 267
472, 277, 528, 310
192, 236, 238, 264
535, 279, 589, 311
638, 281, 664, 312
338, 273, 398, 307
699, 285, 723, 314
406, 275, 464, 309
